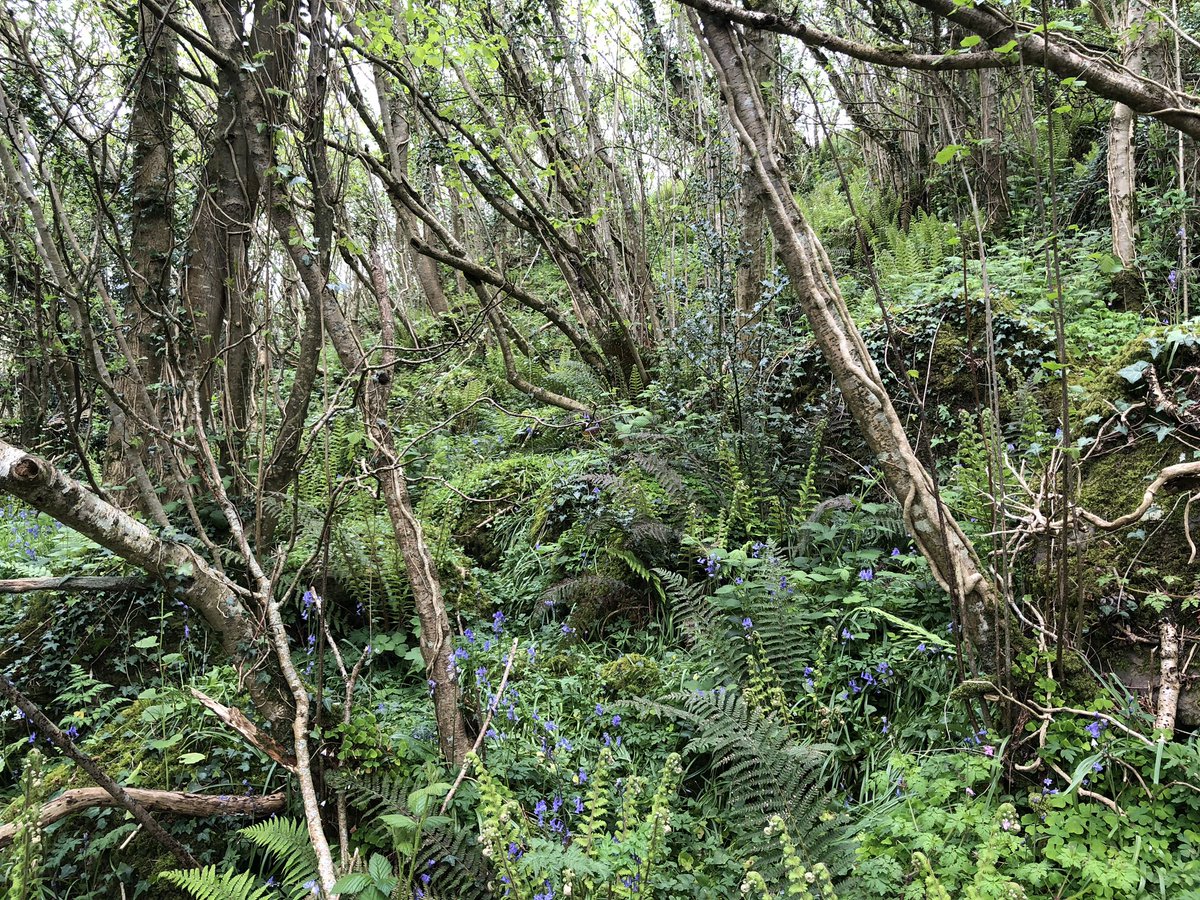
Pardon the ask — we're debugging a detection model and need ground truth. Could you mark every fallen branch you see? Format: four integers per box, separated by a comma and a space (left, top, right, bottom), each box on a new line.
0, 576, 147, 594
0, 787, 285, 849
0, 672, 198, 867
189, 689, 297, 771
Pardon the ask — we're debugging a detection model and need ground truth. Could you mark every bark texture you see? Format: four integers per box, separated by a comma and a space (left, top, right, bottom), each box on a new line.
0, 788, 285, 850
1106, 0, 1151, 268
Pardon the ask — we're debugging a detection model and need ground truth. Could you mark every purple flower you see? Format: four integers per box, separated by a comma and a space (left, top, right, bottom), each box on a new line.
858, 568, 874, 581
742, 617, 753, 630
492, 610, 506, 633
1086, 717, 1106, 739
1169, 269, 1179, 290
611, 714, 621, 727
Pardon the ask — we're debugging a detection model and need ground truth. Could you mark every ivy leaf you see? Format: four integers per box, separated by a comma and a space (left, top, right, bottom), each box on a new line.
1118, 360, 1150, 383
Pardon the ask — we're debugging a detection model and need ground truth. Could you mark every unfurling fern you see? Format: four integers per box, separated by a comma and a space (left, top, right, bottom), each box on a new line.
743, 631, 793, 726
742, 816, 838, 899
471, 750, 683, 899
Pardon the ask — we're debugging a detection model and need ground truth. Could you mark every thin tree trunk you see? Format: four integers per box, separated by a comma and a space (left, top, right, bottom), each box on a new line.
0, 672, 198, 867
693, 12, 1001, 665
1106, 0, 1149, 270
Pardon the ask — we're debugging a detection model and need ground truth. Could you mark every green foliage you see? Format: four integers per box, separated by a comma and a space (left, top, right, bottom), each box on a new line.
2, 748, 47, 900
161, 819, 317, 900
157, 868, 274, 900
471, 749, 684, 899
641, 688, 850, 881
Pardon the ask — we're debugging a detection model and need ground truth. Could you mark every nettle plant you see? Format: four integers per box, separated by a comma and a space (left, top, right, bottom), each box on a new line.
472, 747, 683, 900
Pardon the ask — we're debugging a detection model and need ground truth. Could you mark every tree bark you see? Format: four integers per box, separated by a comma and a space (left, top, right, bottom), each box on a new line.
692, 12, 1001, 665
0, 576, 147, 594
1155, 614, 1181, 737
0, 788, 285, 850
1106, 0, 1150, 269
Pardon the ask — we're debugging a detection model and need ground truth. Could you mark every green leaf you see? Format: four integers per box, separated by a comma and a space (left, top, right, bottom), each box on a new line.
960, 35, 982, 47
178, 752, 205, 765
133, 636, 160, 650
368, 853, 393, 882
332, 873, 371, 892
1118, 360, 1150, 383
934, 144, 964, 165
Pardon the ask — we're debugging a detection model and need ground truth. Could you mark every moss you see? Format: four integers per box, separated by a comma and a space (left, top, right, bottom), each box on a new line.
1075, 439, 1200, 626
599, 653, 662, 697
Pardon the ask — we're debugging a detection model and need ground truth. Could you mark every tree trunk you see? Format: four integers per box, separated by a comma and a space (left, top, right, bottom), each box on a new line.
1155, 613, 1181, 737
1106, 0, 1150, 270
0, 440, 291, 733
114, 0, 177, 492
693, 12, 1001, 666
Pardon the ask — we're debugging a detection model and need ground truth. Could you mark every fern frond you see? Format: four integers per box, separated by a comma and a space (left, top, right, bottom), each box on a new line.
239, 818, 319, 899
158, 866, 274, 900
637, 689, 851, 880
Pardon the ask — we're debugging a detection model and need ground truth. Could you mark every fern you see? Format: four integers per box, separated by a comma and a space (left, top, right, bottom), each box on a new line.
158, 866, 275, 900
161, 818, 317, 900
240, 818, 319, 898
637, 689, 851, 882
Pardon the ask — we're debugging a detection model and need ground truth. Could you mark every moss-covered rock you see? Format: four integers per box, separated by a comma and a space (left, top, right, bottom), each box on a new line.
598, 653, 662, 697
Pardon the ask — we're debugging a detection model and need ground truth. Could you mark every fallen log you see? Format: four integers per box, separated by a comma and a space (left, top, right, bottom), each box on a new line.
0, 576, 147, 594
0, 787, 286, 848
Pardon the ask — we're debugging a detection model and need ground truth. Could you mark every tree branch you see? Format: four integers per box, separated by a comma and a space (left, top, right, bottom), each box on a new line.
674, 0, 1014, 70
0, 787, 285, 850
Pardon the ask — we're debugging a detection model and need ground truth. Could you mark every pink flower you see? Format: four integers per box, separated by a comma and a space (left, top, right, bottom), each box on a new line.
983, 745, 995, 757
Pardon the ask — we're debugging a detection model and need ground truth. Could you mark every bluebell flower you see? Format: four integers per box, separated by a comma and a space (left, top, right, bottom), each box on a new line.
742, 617, 753, 630
858, 568, 873, 581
